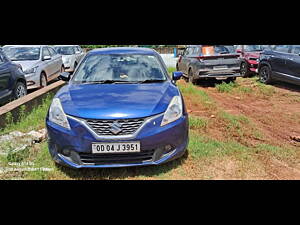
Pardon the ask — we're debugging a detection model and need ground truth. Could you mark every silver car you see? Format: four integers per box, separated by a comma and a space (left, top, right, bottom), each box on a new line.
2, 45, 63, 89
53, 45, 85, 73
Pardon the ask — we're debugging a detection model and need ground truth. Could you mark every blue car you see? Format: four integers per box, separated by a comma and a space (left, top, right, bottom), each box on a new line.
46, 47, 189, 168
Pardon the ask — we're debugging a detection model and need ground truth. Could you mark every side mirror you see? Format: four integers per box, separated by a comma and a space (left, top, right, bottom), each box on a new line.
43, 55, 51, 61
236, 49, 242, 54
172, 71, 183, 81
58, 72, 71, 81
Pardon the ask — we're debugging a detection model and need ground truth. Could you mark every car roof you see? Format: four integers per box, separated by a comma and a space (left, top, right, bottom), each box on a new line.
88, 47, 158, 55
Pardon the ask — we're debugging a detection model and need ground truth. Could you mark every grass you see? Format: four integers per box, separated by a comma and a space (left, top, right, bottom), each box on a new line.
0, 93, 53, 135
189, 116, 208, 130
216, 82, 239, 93
177, 82, 216, 110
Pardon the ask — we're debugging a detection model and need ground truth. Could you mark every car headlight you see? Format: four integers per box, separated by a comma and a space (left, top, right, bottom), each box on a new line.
49, 98, 71, 130
24, 66, 38, 74
161, 96, 183, 126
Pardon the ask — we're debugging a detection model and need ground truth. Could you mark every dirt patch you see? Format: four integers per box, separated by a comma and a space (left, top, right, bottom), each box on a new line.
181, 79, 300, 148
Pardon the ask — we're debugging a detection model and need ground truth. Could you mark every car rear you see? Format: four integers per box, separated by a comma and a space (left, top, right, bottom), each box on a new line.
194, 45, 241, 80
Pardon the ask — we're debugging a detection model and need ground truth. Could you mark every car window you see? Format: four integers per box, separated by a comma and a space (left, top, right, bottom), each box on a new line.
48, 47, 57, 56
0, 53, 3, 63
192, 47, 200, 55
274, 45, 291, 53
76, 46, 81, 53
73, 54, 167, 83
3, 47, 41, 61
184, 48, 191, 56
291, 46, 300, 55
42, 47, 51, 57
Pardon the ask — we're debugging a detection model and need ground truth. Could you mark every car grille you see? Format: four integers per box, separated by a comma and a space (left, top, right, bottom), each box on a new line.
85, 118, 146, 136
79, 150, 155, 165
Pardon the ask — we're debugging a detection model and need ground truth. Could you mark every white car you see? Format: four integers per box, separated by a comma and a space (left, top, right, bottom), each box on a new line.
3, 45, 63, 89
54, 45, 85, 73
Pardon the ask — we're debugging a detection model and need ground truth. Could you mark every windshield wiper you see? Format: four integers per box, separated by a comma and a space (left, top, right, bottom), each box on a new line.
138, 79, 166, 83
81, 80, 140, 84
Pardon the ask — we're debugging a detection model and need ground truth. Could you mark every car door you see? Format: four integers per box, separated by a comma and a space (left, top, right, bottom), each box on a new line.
41, 47, 52, 77
0, 53, 12, 103
269, 45, 292, 75
48, 46, 62, 77
286, 45, 300, 79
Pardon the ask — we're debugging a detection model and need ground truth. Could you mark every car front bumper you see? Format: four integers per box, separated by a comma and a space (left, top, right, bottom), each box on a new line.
25, 72, 40, 89
46, 113, 189, 169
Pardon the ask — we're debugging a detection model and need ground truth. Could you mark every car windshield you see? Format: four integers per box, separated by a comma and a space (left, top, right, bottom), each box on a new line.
3, 47, 40, 61
244, 45, 264, 52
54, 46, 75, 55
201, 45, 236, 56
72, 54, 167, 83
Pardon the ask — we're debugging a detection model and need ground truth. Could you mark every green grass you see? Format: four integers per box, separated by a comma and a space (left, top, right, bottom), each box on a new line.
216, 110, 264, 143
189, 116, 208, 130
168, 67, 176, 74
0, 93, 53, 135
177, 82, 216, 110
216, 82, 239, 93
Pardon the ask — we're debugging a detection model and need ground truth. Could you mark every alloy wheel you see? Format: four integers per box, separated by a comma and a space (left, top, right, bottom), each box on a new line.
16, 84, 26, 98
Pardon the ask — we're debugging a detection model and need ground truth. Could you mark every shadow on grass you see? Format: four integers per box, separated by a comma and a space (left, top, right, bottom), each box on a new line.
196, 79, 229, 88
56, 151, 189, 180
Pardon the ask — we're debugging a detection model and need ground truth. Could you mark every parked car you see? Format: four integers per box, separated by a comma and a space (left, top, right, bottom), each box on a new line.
258, 45, 300, 85
236, 45, 273, 77
46, 47, 189, 168
176, 45, 241, 84
54, 45, 85, 73
2, 45, 63, 89
0, 48, 27, 105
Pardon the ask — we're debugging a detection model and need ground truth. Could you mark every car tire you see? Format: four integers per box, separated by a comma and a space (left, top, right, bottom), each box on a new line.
14, 81, 27, 99
40, 72, 47, 88
240, 62, 251, 77
188, 68, 197, 85
259, 65, 273, 84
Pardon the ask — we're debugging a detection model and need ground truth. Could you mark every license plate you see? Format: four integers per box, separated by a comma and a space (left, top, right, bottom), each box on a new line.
92, 142, 140, 154
216, 77, 227, 80
213, 66, 228, 70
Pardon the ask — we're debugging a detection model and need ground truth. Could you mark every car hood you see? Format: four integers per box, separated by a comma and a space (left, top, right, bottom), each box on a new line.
13, 60, 40, 71
56, 81, 180, 119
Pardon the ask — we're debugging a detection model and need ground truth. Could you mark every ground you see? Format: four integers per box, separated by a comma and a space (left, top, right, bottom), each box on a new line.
0, 72, 299, 180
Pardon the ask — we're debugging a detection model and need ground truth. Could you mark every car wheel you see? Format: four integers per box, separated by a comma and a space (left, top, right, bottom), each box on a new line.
14, 82, 27, 99
40, 73, 47, 88
259, 65, 273, 84
188, 68, 197, 85
240, 62, 250, 77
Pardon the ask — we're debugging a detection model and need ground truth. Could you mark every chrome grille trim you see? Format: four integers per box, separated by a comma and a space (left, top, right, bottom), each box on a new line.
85, 118, 145, 136
66, 113, 164, 140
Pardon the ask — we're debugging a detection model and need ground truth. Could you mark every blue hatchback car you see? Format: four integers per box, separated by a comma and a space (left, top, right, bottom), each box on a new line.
46, 47, 189, 168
